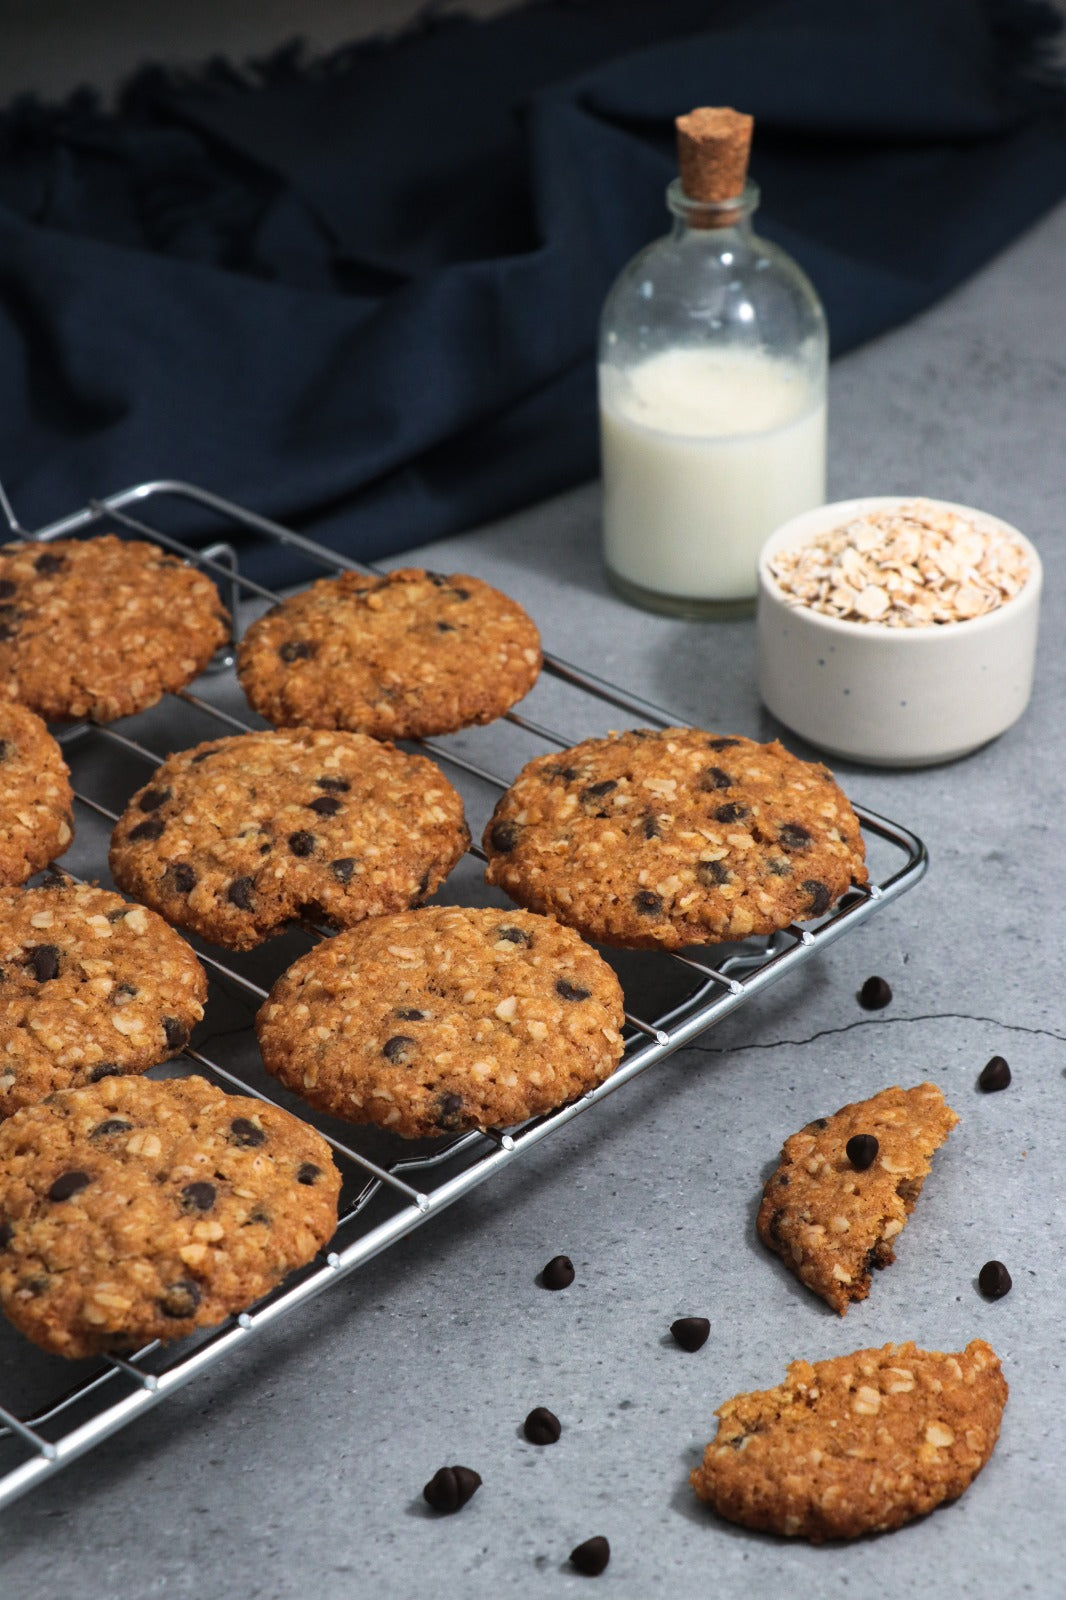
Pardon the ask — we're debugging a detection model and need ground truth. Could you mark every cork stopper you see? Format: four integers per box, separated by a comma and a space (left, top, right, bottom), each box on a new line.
675, 106, 753, 210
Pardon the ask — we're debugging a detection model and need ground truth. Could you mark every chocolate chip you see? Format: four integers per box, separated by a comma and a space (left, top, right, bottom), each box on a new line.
436, 1092, 464, 1128
0, 1218, 11, 1249
90, 1117, 131, 1138
540, 1255, 574, 1290
426, 572, 449, 587
570, 1537, 610, 1577
768, 858, 792, 877
489, 819, 519, 853
450, 587, 470, 601
382, 1035, 416, 1064
160, 1280, 202, 1318
227, 876, 255, 910
48, 1170, 91, 1202
163, 1016, 189, 1050
670, 1316, 710, 1351
128, 816, 166, 842
523, 1407, 561, 1445
715, 802, 748, 824
34, 551, 65, 575
180, 1181, 216, 1212
0, 741, 9, 763
88, 1062, 122, 1082
0, 580, 15, 599
307, 795, 341, 819
316, 777, 351, 792
279, 639, 315, 662
978, 1260, 1012, 1299
330, 858, 355, 883
296, 1163, 321, 1186
555, 979, 590, 1002
696, 860, 730, 886
708, 737, 740, 750
698, 767, 733, 791
436, 621, 457, 633
138, 787, 171, 813
171, 863, 197, 894
859, 975, 892, 1010
288, 830, 316, 857
548, 765, 579, 783
112, 982, 139, 1002
395, 1007, 426, 1021
632, 890, 662, 916
583, 780, 617, 800
27, 944, 60, 982
641, 815, 661, 839
229, 1117, 266, 1147
780, 823, 812, 849
978, 1055, 1011, 1092
422, 1465, 481, 1514
846, 1133, 879, 1171
803, 880, 831, 916
496, 925, 530, 945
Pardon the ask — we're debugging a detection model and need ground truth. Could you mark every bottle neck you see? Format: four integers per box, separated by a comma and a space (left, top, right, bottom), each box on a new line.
666, 177, 759, 238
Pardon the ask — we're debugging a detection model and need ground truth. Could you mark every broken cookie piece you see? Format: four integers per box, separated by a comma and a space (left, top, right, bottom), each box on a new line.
756, 1083, 958, 1313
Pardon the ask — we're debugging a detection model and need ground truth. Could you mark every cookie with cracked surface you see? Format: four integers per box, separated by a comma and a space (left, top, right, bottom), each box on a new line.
236, 566, 542, 739
0, 1074, 340, 1358
0, 881, 207, 1119
0, 701, 75, 885
256, 905, 625, 1137
108, 728, 470, 951
690, 1339, 1007, 1541
482, 728, 867, 949
0, 535, 229, 723
757, 1083, 958, 1315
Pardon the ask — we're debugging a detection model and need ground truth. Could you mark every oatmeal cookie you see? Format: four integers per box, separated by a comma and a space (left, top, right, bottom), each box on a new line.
691, 1339, 1007, 1540
0, 535, 229, 722
757, 1083, 958, 1314
0, 1074, 340, 1358
236, 566, 542, 738
109, 729, 469, 950
0, 881, 207, 1119
256, 905, 625, 1137
0, 701, 74, 884
482, 728, 867, 948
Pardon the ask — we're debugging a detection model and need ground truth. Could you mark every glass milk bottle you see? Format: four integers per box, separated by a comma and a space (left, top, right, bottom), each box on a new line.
599, 107, 827, 618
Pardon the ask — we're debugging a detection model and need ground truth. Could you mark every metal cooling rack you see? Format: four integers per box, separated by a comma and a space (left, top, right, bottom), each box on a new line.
0, 479, 927, 1510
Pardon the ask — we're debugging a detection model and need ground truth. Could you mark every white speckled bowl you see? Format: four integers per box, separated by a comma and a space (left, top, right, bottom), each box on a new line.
757, 496, 1042, 767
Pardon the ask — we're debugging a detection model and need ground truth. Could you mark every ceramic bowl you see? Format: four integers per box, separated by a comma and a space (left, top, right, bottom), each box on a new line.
756, 496, 1042, 767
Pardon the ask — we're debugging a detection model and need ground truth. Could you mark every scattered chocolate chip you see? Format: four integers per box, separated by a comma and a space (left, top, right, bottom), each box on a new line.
555, 979, 590, 1002
138, 787, 171, 813
288, 830, 316, 857
330, 858, 356, 883
171, 863, 197, 894
859, 975, 893, 1010
632, 890, 662, 916
229, 1117, 266, 1147
496, 925, 530, 945
27, 945, 60, 983
978, 1260, 1012, 1300
715, 802, 748, 824
696, 859, 730, 887
436, 1093, 464, 1128
90, 1117, 132, 1138
382, 1035, 417, 1064
395, 1007, 426, 1021
180, 1181, 216, 1212
88, 1062, 122, 1082
670, 1316, 711, 1351
423, 1465, 481, 1514
698, 767, 733, 791
846, 1133, 879, 1171
163, 1016, 189, 1050
978, 1056, 1011, 1092
489, 819, 520, 853
279, 640, 315, 662
296, 1163, 321, 1186
34, 552, 65, 575
316, 776, 351, 792
48, 1170, 91, 1202
707, 737, 740, 750
227, 876, 255, 910
541, 1255, 574, 1290
308, 795, 342, 816
803, 880, 831, 916
641, 815, 661, 840
780, 823, 812, 850
570, 1537, 610, 1577
128, 816, 166, 843
160, 1279, 202, 1318
523, 1407, 562, 1445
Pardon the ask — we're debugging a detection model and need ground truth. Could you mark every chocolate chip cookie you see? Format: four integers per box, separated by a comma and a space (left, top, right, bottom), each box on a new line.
256, 905, 625, 1137
691, 1340, 1007, 1540
483, 728, 867, 948
0, 535, 230, 722
0, 701, 74, 884
235, 566, 542, 739
0, 1074, 340, 1357
109, 728, 470, 950
0, 881, 207, 1119
757, 1083, 958, 1314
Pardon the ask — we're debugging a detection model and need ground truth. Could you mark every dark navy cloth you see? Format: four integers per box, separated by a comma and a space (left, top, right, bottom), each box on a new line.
0, 0, 1063, 584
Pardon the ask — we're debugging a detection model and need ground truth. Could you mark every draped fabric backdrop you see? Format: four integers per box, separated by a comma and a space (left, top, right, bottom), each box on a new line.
0, 0, 1064, 583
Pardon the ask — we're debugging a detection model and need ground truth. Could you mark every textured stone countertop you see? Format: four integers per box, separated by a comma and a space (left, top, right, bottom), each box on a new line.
2, 200, 1064, 1598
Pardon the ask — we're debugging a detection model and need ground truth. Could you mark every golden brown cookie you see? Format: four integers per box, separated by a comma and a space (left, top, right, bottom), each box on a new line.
109, 728, 470, 951
0, 535, 229, 722
691, 1340, 1007, 1541
0, 701, 74, 884
256, 905, 625, 1137
0, 881, 207, 1119
235, 566, 542, 738
483, 728, 867, 949
0, 1074, 340, 1358
757, 1083, 958, 1314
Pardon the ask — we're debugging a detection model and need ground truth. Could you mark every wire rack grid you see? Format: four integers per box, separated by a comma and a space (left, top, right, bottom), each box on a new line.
0, 478, 927, 1510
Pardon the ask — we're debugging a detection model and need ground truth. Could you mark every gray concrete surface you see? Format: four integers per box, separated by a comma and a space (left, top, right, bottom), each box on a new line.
1, 198, 1065, 1597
